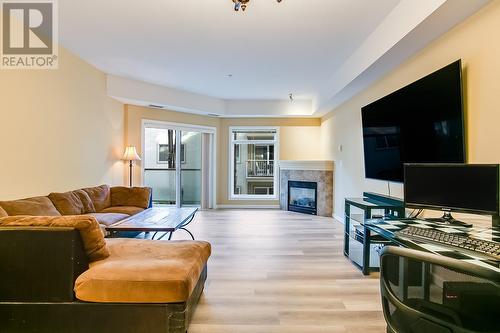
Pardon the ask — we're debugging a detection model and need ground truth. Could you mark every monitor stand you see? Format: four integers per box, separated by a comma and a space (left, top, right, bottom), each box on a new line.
425, 211, 473, 228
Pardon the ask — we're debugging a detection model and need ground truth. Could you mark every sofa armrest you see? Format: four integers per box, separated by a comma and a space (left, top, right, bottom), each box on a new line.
0, 227, 89, 302
110, 186, 152, 209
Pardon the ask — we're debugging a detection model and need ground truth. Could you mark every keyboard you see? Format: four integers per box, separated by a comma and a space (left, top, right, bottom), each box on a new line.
396, 226, 500, 261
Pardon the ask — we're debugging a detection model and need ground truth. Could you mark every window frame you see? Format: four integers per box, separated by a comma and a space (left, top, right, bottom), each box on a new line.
228, 126, 280, 200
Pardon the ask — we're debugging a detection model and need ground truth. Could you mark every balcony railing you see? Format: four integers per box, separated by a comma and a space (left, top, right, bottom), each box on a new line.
246, 160, 274, 177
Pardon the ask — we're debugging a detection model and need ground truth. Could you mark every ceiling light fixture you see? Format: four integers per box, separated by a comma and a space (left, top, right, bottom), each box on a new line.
289, 93, 294, 101
232, 0, 282, 12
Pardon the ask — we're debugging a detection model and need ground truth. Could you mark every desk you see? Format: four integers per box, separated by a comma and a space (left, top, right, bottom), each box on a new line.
365, 219, 500, 273
344, 194, 405, 275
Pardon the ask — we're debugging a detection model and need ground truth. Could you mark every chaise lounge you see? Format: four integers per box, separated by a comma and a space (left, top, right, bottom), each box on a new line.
0, 186, 211, 333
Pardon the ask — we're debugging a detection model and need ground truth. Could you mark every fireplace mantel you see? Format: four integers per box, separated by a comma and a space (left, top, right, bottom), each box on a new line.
279, 160, 334, 171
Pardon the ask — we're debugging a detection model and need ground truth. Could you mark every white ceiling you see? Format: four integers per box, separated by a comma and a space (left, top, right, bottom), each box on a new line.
59, 0, 489, 117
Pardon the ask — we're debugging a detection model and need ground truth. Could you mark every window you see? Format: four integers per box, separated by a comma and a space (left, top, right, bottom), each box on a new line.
253, 187, 273, 195
158, 143, 185, 164
235, 144, 241, 164
157, 144, 170, 164
180, 143, 186, 164
229, 127, 279, 200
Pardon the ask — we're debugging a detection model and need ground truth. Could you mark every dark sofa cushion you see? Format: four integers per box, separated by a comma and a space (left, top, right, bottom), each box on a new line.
100, 206, 144, 216
111, 187, 151, 209
48, 190, 96, 215
82, 185, 111, 212
0, 215, 109, 261
0, 196, 61, 216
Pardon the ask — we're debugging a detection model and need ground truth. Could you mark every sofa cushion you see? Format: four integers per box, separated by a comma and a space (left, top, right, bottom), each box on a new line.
48, 190, 96, 215
0, 196, 61, 216
74, 238, 211, 303
0, 215, 109, 261
111, 187, 151, 209
87, 213, 129, 227
74, 190, 96, 213
100, 206, 144, 216
0, 206, 7, 217
82, 185, 111, 212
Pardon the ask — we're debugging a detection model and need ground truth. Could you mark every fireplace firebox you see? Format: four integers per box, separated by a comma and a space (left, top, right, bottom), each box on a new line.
288, 181, 317, 215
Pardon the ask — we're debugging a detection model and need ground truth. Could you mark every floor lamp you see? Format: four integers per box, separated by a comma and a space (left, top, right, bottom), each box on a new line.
123, 146, 141, 187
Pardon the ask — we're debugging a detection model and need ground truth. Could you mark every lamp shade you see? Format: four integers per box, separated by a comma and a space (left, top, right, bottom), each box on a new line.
123, 146, 141, 161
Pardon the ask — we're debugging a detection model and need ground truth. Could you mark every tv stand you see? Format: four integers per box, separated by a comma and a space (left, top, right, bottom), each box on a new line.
425, 211, 473, 228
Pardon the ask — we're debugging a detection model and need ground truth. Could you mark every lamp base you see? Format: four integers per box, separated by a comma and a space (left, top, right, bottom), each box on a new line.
129, 160, 133, 187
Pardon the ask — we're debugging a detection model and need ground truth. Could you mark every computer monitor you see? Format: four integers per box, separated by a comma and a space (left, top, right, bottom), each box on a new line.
404, 164, 500, 226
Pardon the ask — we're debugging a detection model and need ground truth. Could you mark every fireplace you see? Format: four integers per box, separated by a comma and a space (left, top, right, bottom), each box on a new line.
288, 181, 317, 215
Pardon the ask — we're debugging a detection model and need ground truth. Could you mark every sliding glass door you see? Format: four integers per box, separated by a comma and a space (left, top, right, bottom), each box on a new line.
144, 127, 177, 205
181, 131, 201, 206
143, 122, 215, 208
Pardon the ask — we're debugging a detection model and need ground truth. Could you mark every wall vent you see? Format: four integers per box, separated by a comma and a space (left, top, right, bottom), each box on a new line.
148, 104, 164, 109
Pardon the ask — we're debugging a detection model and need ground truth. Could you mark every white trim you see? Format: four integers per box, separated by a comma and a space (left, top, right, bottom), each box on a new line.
210, 133, 217, 209
175, 130, 181, 207
140, 123, 145, 187
217, 205, 281, 209
279, 160, 334, 171
228, 126, 280, 201
334, 214, 344, 224
142, 119, 216, 134
228, 195, 277, 201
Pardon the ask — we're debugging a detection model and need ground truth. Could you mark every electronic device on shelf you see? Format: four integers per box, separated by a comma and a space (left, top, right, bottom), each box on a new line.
397, 226, 500, 261
361, 60, 465, 183
404, 164, 500, 227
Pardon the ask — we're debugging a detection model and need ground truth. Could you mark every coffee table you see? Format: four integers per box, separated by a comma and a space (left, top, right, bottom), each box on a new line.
106, 207, 198, 240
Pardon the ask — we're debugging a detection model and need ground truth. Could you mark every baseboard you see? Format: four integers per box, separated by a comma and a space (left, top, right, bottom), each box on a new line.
216, 204, 281, 209
334, 214, 344, 224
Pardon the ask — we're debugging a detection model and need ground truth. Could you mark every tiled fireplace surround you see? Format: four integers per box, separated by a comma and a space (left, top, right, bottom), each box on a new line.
279, 161, 334, 217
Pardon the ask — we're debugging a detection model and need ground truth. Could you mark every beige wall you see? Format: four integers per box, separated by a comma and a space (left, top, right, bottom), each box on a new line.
320, 1, 500, 220
125, 105, 321, 206
0, 47, 124, 200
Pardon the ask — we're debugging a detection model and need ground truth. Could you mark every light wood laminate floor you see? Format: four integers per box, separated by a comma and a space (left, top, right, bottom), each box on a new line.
167, 209, 386, 333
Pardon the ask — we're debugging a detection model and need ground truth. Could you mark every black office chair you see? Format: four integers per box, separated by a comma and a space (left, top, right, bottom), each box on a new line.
380, 246, 500, 333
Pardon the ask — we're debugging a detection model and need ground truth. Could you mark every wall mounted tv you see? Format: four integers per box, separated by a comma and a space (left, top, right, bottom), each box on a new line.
361, 60, 466, 183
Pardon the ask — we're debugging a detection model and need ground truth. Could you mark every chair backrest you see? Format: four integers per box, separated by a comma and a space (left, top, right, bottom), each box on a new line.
380, 246, 500, 333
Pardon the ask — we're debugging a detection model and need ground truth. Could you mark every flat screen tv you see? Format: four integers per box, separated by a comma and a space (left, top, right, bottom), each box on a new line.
361, 60, 465, 182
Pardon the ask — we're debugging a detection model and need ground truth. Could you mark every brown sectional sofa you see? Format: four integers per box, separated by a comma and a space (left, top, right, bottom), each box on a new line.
0, 184, 152, 229
0, 186, 211, 333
